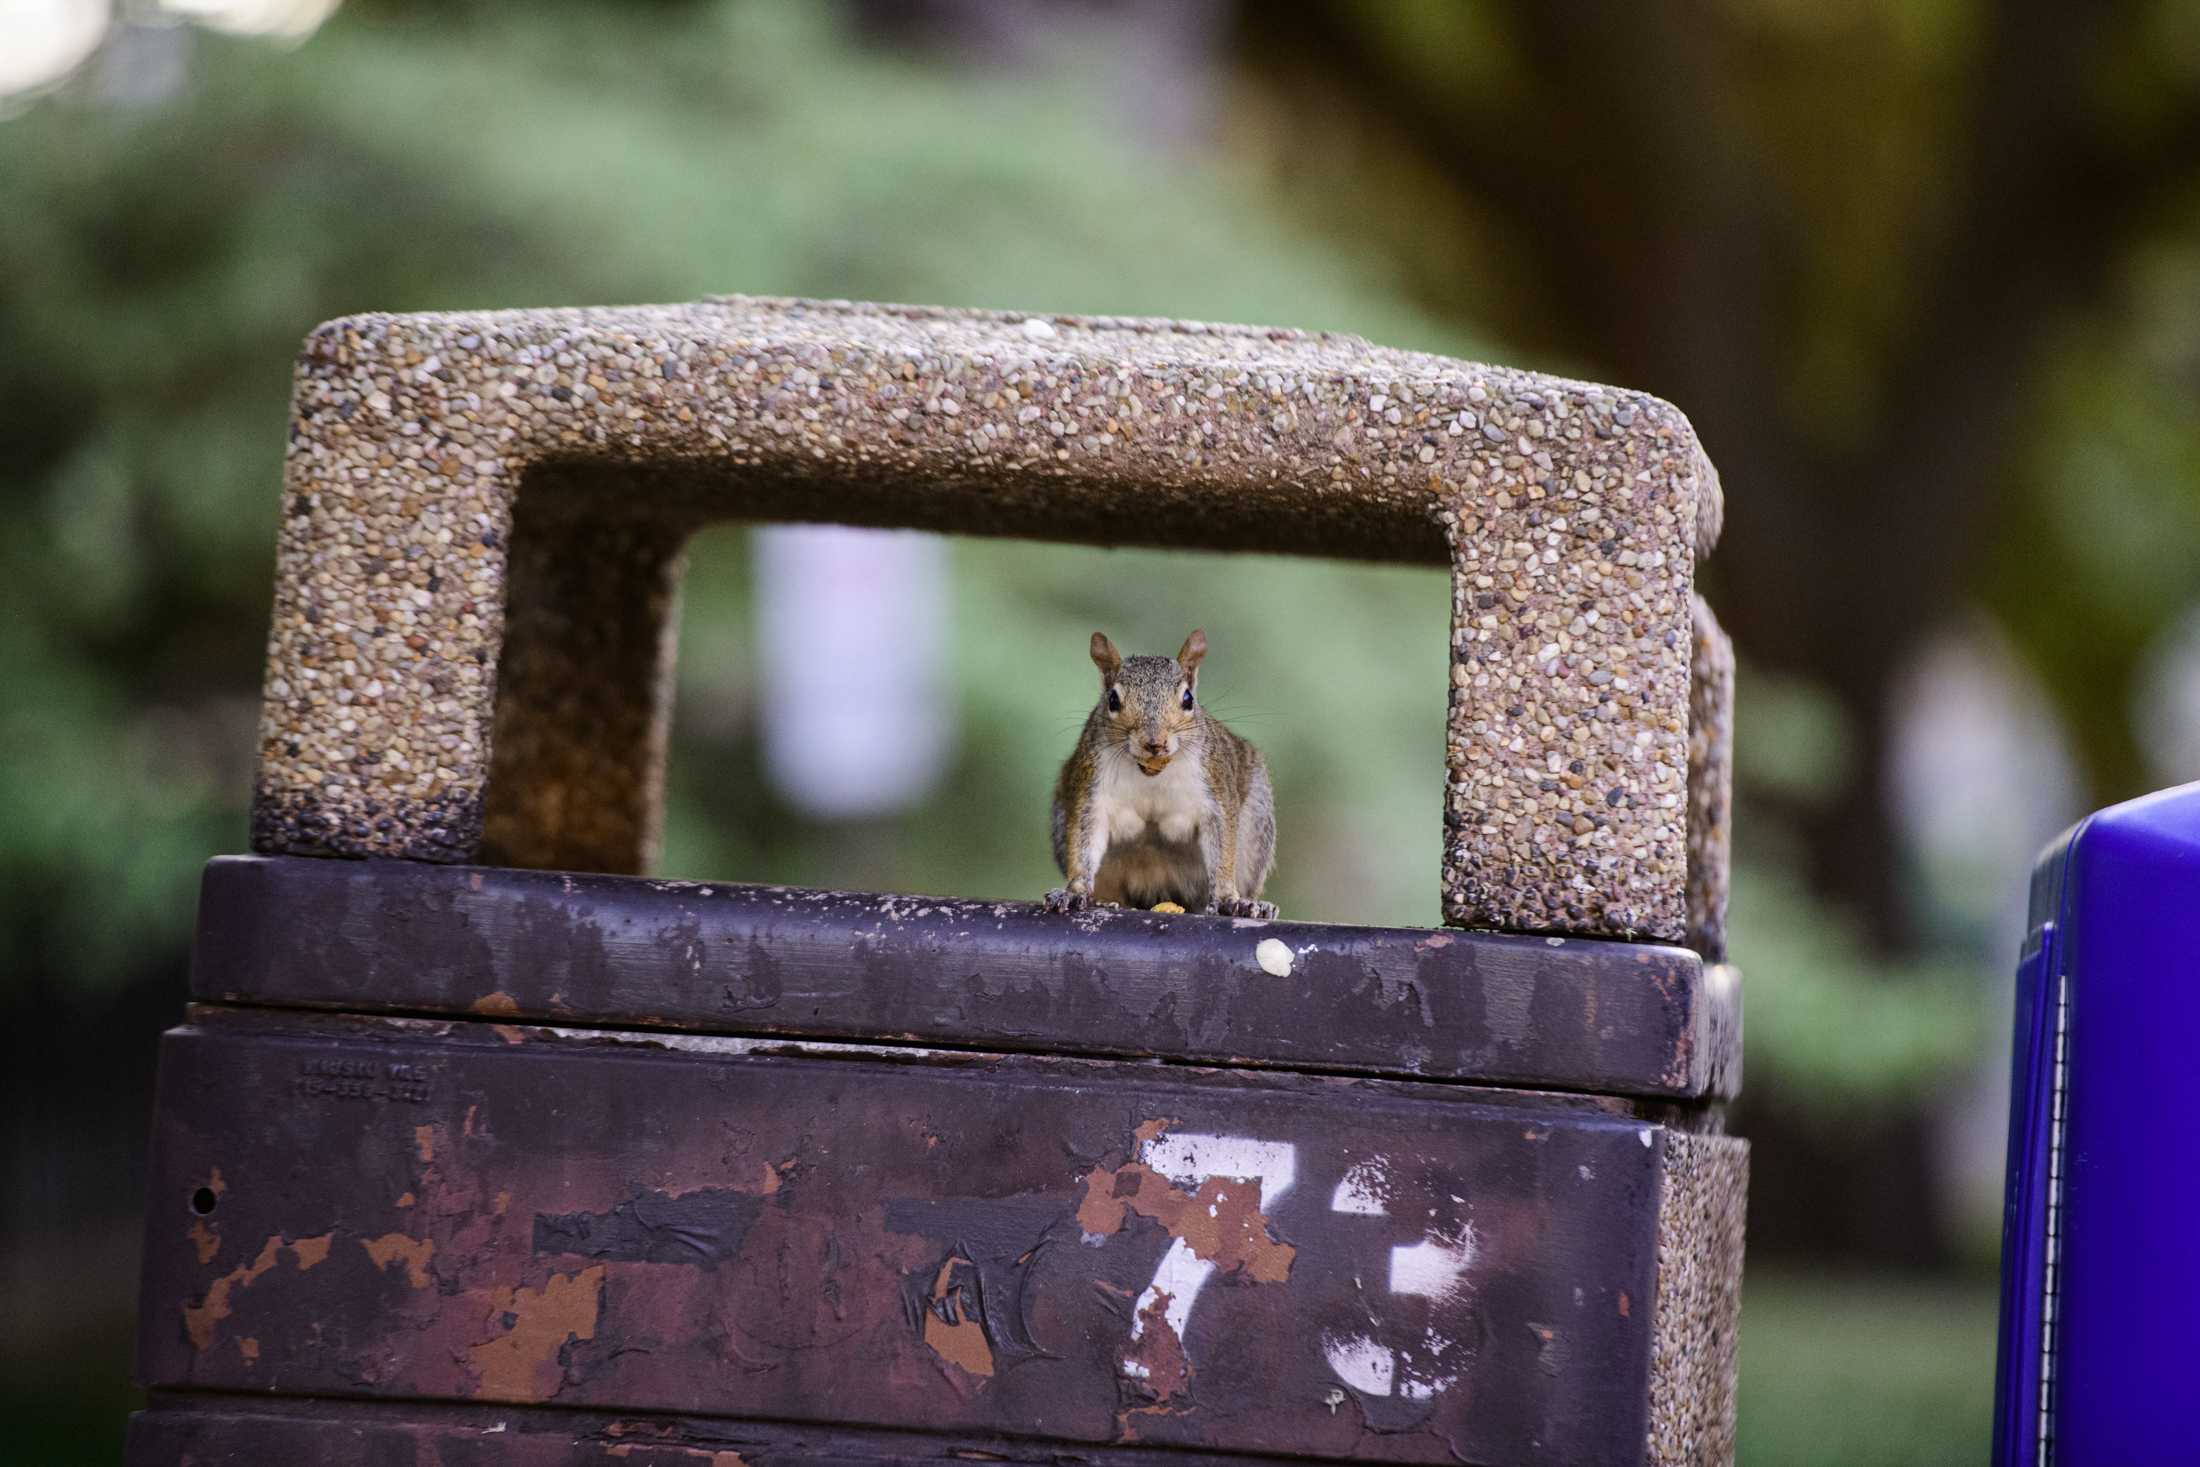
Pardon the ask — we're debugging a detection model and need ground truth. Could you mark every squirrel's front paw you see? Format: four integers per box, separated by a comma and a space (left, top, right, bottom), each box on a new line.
1213, 897, 1281, 920
1043, 886, 1091, 914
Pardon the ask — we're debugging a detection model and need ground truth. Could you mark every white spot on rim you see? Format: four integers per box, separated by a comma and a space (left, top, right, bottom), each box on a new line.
1256, 938, 1294, 977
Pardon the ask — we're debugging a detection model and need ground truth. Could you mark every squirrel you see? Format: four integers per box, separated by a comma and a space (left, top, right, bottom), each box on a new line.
1044, 629, 1278, 918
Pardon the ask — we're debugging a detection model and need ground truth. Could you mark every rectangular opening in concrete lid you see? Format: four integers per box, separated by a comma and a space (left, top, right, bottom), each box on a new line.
612, 527, 1452, 931
252, 295, 1725, 944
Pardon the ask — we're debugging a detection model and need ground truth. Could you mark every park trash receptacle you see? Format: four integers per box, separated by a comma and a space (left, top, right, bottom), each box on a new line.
131, 297, 1748, 1465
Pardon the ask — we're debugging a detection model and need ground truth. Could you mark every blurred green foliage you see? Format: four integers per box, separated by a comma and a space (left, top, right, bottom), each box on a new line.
1728, 866, 1983, 1117
1987, 284, 2200, 797
0, 0, 1475, 991
1737, 1268, 1998, 1467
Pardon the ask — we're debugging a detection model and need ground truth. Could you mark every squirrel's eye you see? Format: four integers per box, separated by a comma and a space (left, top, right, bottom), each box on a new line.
1107, 688, 1122, 713
1180, 685, 1193, 710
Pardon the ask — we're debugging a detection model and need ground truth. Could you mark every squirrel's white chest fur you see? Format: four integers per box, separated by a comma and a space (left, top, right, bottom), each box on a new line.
1094, 750, 1207, 846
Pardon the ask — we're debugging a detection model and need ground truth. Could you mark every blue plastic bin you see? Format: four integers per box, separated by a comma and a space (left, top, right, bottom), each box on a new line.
1994, 782, 2200, 1466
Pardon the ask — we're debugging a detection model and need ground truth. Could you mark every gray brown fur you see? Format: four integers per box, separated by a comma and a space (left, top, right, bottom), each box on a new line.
1047, 631, 1277, 917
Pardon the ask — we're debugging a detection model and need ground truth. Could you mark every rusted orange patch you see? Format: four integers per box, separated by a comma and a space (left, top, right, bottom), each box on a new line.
1124, 1288, 1190, 1402
361, 1232, 435, 1289
468, 1265, 606, 1402
183, 1234, 284, 1350
470, 990, 520, 1017
289, 1233, 332, 1270
413, 1124, 437, 1163
237, 1337, 259, 1363
187, 1217, 220, 1265
1077, 1167, 1294, 1284
395, 1191, 417, 1208
921, 1257, 995, 1378
604, 1444, 745, 1465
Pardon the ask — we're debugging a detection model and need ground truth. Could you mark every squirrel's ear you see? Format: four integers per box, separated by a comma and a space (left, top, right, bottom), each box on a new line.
1089, 631, 1122, 678
1177, 629, 1207, 676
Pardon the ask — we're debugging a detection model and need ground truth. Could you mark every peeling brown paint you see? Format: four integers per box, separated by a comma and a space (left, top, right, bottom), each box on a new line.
290, 1233, 332, 1270
362, 1232, 436, 1289
1076, 1165, 1294, 1285
203, 1167, 226, 1200
142, 1008, 1686, 1464
1618, 1290, 1632, 1318
237, 1337, 259, 1363
922, 1257, 995, 1378
187, 1217, 220, 1265
395, 1191, 417, 1208
1126, 1289, 1189, 1401
603, 1442, 746, 1465
183, 1235, 283, 1351
492, 1023, 527, 1045
469, 1265, 606, 1402
471, 990, 520, 1016
414, 1124, 438, 1163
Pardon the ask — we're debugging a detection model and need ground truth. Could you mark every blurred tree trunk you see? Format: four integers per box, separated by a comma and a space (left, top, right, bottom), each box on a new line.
1234, 0, 2198, 950
1223, 0, 2196, 1268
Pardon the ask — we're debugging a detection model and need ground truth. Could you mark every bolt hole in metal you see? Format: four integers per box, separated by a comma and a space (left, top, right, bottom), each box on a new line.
190, 1187, 219, 1216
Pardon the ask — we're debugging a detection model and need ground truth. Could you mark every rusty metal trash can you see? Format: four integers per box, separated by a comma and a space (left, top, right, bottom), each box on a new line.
130, 297, 1747, 1466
